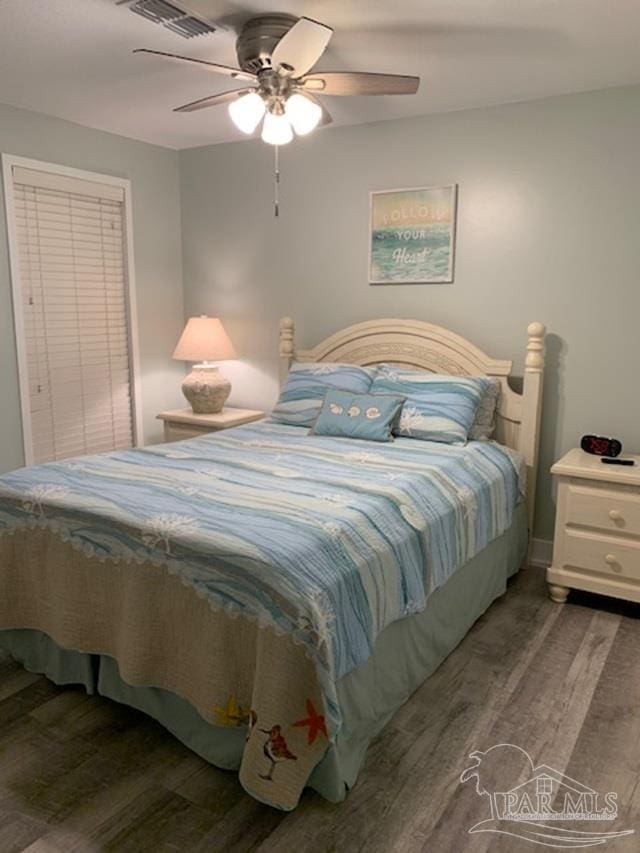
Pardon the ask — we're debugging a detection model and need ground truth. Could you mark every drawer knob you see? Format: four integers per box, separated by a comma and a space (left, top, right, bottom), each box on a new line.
605, 553, 618, 566
609, 509, 623, 522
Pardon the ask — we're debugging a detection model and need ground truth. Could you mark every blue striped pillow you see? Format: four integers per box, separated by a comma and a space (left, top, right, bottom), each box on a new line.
371, 366, 490, 444
271, 362, 377, 427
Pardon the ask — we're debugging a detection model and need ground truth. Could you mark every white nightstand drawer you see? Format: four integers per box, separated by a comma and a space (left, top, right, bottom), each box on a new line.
563, 528, 640, 581
566, 484, 640, 536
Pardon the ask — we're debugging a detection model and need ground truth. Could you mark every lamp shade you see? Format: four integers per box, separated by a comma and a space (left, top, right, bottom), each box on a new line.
172, 316, 237, 362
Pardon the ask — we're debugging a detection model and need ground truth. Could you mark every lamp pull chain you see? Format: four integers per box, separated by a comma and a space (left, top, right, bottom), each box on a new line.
274, 144, 280, 218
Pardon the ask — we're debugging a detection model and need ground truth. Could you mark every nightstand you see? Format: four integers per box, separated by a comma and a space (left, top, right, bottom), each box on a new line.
156, 407, 264, 442
547, 448, 640, 604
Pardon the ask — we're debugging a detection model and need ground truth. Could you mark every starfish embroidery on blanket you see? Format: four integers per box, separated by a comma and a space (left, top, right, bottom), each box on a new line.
293, 699, 328, 745
140, 513, 197, 554
309, 591, 336, 652
345, 451, 382, 464
22, 485, 69, 517
213, 694, 251, 727
177, 485, 199, 497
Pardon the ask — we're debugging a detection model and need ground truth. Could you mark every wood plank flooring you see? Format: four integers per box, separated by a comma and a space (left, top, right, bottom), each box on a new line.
0, 566, 638, 852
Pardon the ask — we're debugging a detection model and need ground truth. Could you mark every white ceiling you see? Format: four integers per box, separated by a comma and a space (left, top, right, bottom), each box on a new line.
0, 0, 639, 149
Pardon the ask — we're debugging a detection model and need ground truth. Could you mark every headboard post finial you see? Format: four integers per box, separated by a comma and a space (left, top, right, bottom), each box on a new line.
525, 321, 546, 373
279, 317, 295, 385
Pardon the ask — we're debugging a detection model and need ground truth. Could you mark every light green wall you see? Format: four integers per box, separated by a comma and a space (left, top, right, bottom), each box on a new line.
0, 102, 185, 472
3, 88, 638, 539
179, 85, 640, 539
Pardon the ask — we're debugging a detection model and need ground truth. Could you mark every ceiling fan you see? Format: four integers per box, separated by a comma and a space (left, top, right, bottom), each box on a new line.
135, 13, 420, 145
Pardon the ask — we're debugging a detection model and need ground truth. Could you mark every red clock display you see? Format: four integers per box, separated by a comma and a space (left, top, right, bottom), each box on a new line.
580, 434, 622, 458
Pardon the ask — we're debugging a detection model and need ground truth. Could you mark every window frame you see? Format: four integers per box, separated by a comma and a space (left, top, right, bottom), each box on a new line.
2, 154, 143, 466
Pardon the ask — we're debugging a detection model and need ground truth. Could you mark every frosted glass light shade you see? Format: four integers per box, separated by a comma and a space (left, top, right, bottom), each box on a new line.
285, 93, 322, 136
261, 112, 293, 145
172, 316, 237, 363
228, 92, 265, 134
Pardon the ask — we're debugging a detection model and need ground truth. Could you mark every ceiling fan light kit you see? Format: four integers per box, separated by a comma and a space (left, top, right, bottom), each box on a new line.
261, 110, 293, 145
227, 77, 321, 144
285, 93, 322, 136
228, 91, 265, 134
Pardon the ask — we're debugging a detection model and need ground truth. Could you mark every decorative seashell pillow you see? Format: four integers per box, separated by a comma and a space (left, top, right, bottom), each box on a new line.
310, 389, 406, 442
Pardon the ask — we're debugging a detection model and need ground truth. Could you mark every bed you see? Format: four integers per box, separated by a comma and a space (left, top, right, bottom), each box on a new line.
0, 317, 545, 811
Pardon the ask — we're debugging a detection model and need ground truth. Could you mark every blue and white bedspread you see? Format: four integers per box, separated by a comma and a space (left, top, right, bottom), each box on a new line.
0, 421, 524, 696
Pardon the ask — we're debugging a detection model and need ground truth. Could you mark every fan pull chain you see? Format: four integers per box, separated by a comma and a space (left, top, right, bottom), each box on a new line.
274, 144, 280, 218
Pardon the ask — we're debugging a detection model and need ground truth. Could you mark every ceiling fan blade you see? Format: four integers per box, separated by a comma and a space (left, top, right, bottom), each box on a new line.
174, 88, 255, 113
133, 49, 256, 82
271, 17, 333, 77
301, 71, 420, 96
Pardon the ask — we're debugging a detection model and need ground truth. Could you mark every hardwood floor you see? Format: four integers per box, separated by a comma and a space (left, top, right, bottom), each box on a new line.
0, 566, 638, 852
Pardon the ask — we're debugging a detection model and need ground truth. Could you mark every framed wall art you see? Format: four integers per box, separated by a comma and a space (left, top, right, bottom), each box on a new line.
369, 184, 457, 284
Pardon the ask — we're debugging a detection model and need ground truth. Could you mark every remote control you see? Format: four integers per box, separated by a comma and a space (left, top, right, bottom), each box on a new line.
601, 457, 635, 466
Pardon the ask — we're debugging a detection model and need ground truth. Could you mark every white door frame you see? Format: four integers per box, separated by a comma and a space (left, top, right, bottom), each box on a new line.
2, 153, 144, 465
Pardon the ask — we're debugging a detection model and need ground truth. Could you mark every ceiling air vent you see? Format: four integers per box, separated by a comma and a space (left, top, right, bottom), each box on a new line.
121, 0, 216, 38
164, 16, 214, 38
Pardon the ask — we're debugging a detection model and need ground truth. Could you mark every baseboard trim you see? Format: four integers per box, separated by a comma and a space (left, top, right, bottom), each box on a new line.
529, 537, 553, 569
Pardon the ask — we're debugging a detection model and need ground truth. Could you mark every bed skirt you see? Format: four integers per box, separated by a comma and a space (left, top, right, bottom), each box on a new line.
0, 504, 527, 805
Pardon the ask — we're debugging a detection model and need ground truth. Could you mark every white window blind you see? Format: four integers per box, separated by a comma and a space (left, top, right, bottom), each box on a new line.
10, 165, 135, 464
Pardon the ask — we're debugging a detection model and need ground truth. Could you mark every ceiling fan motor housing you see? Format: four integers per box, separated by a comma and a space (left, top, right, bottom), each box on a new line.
236, 14, 298, 74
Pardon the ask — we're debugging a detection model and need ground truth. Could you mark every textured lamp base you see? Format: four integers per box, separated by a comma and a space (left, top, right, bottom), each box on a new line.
181, 366, 231, 414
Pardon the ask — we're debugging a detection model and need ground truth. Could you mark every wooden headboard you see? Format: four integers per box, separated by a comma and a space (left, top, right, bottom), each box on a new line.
279, 317, 545, 531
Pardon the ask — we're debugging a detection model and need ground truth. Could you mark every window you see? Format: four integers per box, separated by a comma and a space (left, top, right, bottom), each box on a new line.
3, 156, 141, 465
537, 776, 553, 795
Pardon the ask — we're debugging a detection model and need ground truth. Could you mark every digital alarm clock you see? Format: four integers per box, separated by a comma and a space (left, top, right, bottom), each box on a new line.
580, 434, 622, 458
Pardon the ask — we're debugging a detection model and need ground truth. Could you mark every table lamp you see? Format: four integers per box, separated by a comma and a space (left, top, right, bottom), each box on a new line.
172, 316, 237, 414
